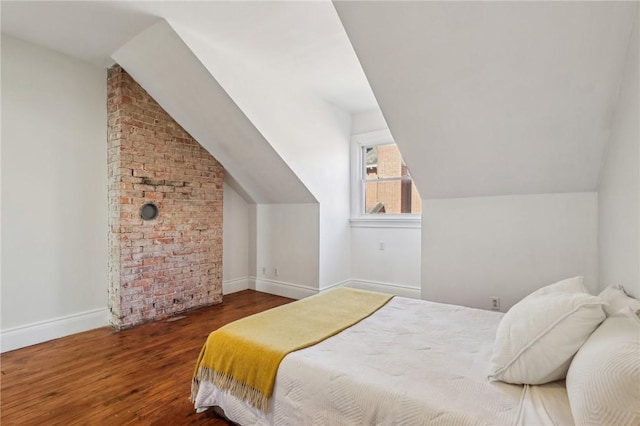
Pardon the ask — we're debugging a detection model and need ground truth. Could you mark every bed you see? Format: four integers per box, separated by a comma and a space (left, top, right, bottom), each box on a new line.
192, 281, 640, 425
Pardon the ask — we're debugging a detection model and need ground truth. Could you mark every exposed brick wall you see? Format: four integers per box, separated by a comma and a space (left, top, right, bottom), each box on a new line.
107, 65, 223, 329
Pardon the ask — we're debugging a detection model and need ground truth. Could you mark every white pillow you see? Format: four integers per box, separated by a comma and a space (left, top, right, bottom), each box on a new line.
598, 285, 640, 317
489, 277, 605, 385
566, 308, 640, 426
530, 275, 586, 295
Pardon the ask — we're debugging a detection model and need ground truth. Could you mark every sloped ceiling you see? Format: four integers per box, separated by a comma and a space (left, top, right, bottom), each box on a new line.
3, 1, 637, 201
335, 1, 638, 199
112, 20, 314, 204
1, 0, 375, 204
0, 1, 375, 112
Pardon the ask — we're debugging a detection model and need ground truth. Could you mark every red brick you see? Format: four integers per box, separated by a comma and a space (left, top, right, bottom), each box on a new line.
143, 192, 164, 200
107, 65, 223, 330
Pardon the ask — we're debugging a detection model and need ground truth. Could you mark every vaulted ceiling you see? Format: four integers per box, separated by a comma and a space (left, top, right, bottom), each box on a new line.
112, 20, 317, 204
335, 1, 638, 198
2, 1, 637, 201
0, 1, 375, 112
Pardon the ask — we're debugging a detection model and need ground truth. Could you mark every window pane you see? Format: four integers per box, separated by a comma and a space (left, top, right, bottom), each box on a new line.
364, 144, 409, 180
365, 179, 422, 214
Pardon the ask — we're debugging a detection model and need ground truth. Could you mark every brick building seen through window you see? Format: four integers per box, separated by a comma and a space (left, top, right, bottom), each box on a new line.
363, 143, 422, 214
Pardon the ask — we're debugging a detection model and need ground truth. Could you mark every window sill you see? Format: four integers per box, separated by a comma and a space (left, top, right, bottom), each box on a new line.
349, 216, 421, 229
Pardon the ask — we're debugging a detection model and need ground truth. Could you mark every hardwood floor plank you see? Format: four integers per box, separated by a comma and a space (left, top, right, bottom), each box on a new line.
1, 290, 293, 425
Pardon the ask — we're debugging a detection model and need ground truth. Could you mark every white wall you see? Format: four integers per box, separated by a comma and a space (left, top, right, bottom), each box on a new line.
1, 36, 108, 351
348, 110, 422, 298
598, 11, 640, 298
253, 204, 320, 299
350, 226, 421, 298
422, 193, 598, 311
177, 27, 352, 291
351, 109, 387, 135
222, 182, 250, 294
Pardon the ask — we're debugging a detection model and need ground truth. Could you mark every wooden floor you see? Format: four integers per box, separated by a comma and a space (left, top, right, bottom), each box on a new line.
1, 290, 293, 425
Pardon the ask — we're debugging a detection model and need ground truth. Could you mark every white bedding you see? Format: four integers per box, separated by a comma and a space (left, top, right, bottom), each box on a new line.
194, 297, 574, 425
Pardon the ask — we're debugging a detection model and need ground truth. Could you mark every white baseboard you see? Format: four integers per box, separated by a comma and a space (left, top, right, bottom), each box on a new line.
247, 278, 419, 300
0, 308, 109, 353
346, 279, 421, 299
222, 276, 250, 295
251, 277, 319, 300
319, 279, 350, 292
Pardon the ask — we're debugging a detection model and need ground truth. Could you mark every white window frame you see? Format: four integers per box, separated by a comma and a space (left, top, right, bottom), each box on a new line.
350, 129, 421, 229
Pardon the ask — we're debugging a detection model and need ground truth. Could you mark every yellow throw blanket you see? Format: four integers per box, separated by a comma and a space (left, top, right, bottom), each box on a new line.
191, 287, 393, 412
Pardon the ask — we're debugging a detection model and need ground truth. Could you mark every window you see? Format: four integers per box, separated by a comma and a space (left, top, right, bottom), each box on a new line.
350, 129, 422, 228
361, 143, 422, 215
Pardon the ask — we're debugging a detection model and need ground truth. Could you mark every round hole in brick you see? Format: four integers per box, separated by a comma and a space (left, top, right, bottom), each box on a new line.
140, 203, 159, 221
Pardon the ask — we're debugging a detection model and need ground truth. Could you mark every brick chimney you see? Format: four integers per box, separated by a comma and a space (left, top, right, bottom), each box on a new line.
107, 65, 223, 329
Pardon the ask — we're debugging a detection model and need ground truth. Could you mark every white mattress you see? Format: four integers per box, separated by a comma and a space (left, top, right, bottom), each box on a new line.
194, 297, 574, 425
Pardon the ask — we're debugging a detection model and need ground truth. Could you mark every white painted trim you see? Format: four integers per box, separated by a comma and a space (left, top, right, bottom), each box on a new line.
351, 130, 395, 217
346, 279, 421, 299
350, 129, 422, 220
222, 276, 250, 295
251, 277, 319, 300
319, 279, 350, 292
248, 278, 351, 300
352, 129, 394, 146
350, 216, 421, 229
247, 278, 421, 300
0, 308, 109, 353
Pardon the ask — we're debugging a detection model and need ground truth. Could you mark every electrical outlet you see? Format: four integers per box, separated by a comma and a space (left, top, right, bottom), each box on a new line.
378, 241, 385, 251
490, 296, 500, 311
274, 267, 279, 277
262, 267, 266, 276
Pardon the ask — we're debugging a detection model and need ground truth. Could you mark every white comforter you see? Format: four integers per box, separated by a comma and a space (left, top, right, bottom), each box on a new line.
194, 297, 574, 425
